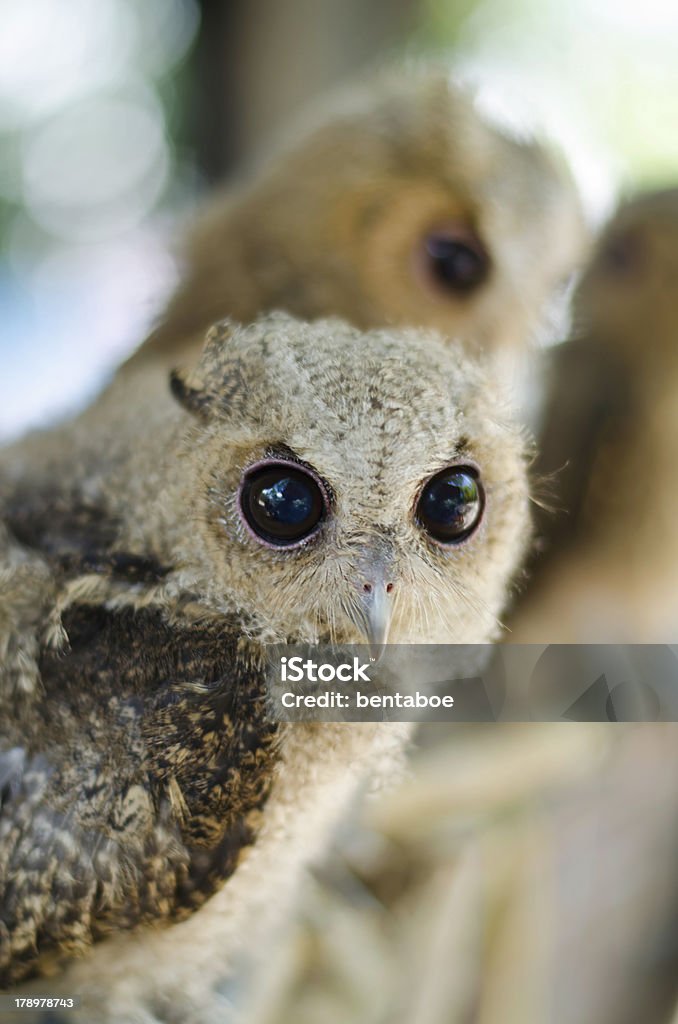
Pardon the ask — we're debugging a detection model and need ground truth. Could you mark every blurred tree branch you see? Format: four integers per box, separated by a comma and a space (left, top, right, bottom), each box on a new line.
193, 0, 422, 180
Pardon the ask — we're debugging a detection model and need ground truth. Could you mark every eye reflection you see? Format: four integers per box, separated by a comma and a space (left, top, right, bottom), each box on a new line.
417, 466, 484, 543
239, 462, 326, 546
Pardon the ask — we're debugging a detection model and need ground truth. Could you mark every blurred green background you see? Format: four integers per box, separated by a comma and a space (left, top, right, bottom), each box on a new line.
1, 0, 678, 439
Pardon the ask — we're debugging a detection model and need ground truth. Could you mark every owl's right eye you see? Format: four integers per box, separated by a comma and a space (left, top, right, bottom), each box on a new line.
416, 465, 484, 544
239, 461, 327, 548
420, 226, 490, 296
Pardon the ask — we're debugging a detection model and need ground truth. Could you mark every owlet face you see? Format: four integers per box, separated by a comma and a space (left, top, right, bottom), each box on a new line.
288, 73, 586, 352
172, 314, 530, 646
151, 71, 587, 369
575, 188, 678, 358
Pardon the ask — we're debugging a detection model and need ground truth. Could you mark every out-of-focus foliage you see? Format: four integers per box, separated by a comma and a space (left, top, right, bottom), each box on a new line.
413, 0, 678, 188
0, 0, 200, 439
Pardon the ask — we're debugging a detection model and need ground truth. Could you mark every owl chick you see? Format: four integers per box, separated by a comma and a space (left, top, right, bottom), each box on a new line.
510, 187, 678, 641
126, 66, 586, 375
0, 314, 530, 1020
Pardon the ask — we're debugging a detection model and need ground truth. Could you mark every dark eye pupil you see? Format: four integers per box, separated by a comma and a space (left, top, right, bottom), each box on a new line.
241, 464, 325, 545
426, 235, 488, 293
417, 467, 483, 543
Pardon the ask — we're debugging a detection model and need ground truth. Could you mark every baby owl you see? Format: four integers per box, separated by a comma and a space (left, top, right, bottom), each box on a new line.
511, 187, 678, 641
126, 66, 586, 375
0, 314, 530, 1020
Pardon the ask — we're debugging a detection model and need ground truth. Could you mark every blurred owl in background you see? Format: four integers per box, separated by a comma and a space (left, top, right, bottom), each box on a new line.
126, 66, 587, 375
511, 187, 678, 641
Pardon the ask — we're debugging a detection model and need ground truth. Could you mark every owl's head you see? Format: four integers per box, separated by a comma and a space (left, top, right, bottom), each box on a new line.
151, 68, 587, 367
169, 314, 530, 647
575, 188, 678, 364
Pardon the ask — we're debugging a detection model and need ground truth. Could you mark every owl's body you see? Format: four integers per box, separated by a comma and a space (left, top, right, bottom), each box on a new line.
0, 315, 530, 1019
124, 67, 586, 377
511, 188, 678, 641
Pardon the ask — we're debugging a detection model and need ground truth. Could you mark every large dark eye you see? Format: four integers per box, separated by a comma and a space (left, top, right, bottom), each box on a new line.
422, 229, 489, 295
416, 466, 484, 544
239, 462, 326, 547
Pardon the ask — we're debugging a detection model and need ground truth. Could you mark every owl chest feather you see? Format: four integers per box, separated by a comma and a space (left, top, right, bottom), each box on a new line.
0, 600, 280, 987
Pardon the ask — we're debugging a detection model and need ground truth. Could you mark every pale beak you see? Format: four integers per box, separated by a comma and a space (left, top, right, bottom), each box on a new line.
364, 581, 392, 654
353, 558, 396, 660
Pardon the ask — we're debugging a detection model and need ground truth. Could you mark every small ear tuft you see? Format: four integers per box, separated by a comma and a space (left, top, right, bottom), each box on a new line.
169, 369, 214, 419
202, 318, 237, 356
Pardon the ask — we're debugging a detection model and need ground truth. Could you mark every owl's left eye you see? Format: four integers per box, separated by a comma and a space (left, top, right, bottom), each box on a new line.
239, 461, 327, 547
416, 466, 484, 544
421, 227, 490, 296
